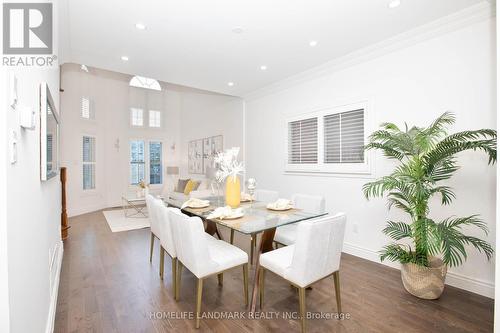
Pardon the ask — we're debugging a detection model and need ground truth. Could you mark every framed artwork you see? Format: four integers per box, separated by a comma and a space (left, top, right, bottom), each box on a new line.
188, 139, 204, 174
203, 135, 223, 174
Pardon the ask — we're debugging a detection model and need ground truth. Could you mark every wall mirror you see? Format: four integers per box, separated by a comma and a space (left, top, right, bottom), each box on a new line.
40, 82, 60, 181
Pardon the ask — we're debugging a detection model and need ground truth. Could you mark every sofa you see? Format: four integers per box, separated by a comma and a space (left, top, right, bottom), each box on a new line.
161, 177, 214, 202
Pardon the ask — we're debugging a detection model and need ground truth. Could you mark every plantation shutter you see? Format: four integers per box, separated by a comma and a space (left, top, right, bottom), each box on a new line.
324, 109, 364, 163
81, 97, 92, 119
83, 136, 96, 190
288, 117, 318, 164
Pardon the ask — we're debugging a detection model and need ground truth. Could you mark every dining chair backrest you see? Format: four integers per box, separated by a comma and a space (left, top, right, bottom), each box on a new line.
285, 213, 346, 287
291, 193, 326, 214
168, 210, 217, 278
156, 203, 178, 258
146, 194, 160, 236
254, 189, 279, 203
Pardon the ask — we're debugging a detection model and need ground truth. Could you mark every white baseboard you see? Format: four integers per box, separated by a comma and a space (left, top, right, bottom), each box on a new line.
343, 242, 494, 299
45, 240, 63, 333
68, 203, 106, 217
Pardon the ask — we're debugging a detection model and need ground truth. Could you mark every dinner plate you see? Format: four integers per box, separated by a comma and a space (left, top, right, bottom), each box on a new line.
221, 211, 245, 220
187, 203, 210, 209
266, 205, 293, 211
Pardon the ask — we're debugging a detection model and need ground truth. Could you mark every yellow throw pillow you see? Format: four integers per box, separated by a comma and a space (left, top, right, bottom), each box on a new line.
184, 180, 199, 195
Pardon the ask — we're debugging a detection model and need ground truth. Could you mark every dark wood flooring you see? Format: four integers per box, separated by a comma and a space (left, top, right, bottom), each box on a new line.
54, 209, 494, 332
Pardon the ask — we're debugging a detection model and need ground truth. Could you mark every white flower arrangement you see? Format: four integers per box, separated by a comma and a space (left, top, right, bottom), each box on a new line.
214, 147, 245, 182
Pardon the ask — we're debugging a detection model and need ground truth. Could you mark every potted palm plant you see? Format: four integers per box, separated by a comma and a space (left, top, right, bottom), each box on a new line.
363, 112, 496, 299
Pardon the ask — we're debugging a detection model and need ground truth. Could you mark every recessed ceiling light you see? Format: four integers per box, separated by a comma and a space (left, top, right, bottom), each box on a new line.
232, 26, 244, 34
80, 64, 89, 72
135, 23, 146, 30
309, 40, 318, 47
260, 65, 267, 71
227, 82, 234, 87
121, 56, 129, 61
388, 0, 401, 8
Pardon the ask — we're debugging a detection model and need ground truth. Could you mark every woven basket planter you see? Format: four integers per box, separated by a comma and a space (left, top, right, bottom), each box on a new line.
401, 257, 447, 300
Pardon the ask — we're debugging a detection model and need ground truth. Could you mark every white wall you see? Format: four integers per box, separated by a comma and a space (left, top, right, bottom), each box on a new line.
179, 91, 244, 179
244, 18, 496, 297
60, 64, 182, 216
3, 67, 62, 333
60, 64, 244, 216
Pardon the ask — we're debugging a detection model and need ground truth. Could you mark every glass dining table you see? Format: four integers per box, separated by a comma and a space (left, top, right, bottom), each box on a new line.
162, 196, 327, 312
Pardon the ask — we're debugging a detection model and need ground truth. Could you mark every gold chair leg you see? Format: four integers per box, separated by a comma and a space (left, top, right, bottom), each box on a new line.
333, 271, 342, 313
259, 267, 265, 309
230, 229, 235, 244
159, 246, 165, 279
298, 287, 306, 333
243, 264, 249, 306
176, 261, 183, 301
196, 278, 204, 329
149, 232, 154, 262
172, 257, 177, 298
217, 273, 223, 286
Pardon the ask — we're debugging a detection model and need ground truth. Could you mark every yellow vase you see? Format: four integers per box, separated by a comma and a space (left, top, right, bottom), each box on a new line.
225, 176, 241, 208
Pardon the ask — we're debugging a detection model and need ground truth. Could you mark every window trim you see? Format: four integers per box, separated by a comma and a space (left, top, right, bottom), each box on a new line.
284, 100, 373, 175
82, 135, 97, 191
128, 138, 164, 188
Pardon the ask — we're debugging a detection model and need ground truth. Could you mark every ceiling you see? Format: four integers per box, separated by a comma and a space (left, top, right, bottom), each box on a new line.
62, 0, 485, 96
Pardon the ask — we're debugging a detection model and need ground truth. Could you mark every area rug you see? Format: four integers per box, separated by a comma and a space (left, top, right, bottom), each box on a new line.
103, 210, 150, 232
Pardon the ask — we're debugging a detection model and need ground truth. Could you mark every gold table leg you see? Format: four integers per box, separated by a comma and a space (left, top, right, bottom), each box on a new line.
249, 228, 276, 313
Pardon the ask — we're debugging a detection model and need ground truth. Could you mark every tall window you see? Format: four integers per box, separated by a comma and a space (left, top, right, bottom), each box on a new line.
130, 108, 143, 126
286, 101, 369, 174
83, 136, 96, 190
130, 140, 145, 184
149, 110, 161, 128
149, 142, 163, 184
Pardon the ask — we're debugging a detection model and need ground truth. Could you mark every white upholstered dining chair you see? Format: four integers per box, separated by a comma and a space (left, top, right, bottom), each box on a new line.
168, 209, 249, 329
273, 193, 326, 246
259, 213, 346, 333
154, 200, 180, 296
254, 189, 279, 203
146, 194, 162, 264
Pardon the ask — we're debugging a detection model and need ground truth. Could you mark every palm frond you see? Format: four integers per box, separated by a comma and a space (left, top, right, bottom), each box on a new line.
379, 244, 413, 263
382, 221, 412, 240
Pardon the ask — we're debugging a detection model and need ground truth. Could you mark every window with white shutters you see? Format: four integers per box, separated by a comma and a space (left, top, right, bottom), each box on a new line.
83, 136, 96, 190
81, 97, 93, 119
285, 101, 370, 174
288, 117, 318, 164
324, 109, 364, 164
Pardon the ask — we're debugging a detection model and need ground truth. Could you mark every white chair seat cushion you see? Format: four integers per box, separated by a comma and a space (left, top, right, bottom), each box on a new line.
202, 237, 248, 278
274, 224, 297, 245
259, 245, 294, 277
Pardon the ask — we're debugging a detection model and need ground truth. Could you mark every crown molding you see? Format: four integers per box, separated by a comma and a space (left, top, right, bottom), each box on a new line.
243, 1, 495, 101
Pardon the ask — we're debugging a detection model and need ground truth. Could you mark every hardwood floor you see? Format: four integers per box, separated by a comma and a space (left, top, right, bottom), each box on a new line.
55, 209, 494, 333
